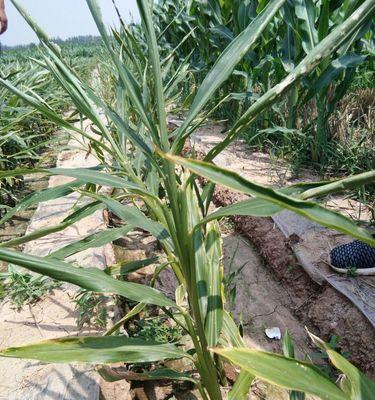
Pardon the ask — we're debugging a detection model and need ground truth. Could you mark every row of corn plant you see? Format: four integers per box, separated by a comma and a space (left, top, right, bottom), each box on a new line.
0, 56, 65, 216
0, 0, 374, 399
152, 0, 374, 164
0, 41, 102, 216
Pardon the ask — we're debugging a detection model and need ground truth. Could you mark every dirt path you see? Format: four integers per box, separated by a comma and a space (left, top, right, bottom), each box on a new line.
222, 234, 312, 356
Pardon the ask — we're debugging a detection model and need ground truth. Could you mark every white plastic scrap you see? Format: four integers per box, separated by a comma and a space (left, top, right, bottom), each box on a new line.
265, 327, 281, 340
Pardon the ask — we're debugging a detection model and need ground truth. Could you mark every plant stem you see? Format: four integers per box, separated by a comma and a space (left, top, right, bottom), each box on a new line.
183, 310, 222, 400
313, 93, 328, 163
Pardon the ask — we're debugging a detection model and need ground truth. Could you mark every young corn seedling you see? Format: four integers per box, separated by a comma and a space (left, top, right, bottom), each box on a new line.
0, 0, 374, 399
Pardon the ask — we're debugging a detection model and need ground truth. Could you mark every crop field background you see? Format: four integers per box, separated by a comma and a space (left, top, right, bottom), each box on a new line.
0, 0, 374, 399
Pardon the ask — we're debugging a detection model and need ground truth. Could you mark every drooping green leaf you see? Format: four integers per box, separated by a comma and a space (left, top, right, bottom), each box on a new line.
304, 54, 367, 103
0, 248, 177, 308
1, 336, 186, 364
45, 168, 144, 192
105, 257, 158, 276
199, 197, 282, 227
125, 368, 196, 383
93, 195, 174, 252
0, 180, 83, 225
162, 154, 375, 246
0, 167, 145, 193
213, 348, 349, 400
299, 170, 375, 200
98, 365, 196, 383
309, 333, 375, 400
0, 202, 104, 248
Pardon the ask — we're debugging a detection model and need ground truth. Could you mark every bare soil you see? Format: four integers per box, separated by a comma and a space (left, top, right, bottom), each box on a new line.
213, 186, 375, 377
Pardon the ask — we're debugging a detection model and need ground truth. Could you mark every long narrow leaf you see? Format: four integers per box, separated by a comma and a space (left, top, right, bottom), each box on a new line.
0, 202, 104, 248
0, 248, 177, 308
204, 222, 223, 347
172, 0, 286, 148
0, 180, 82, 225
92, 195, 174, 251
294, 0, 318, 52
221, 312, 255, 400
309, 333, 375, 400
199, 198, 282, 227
1, 336, 186, 364
213, 348, 349, 400
48, 225, 134, 260
162, 153, 375, 246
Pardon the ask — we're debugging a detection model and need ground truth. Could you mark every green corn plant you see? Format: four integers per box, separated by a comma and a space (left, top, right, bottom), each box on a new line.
0, 59, 67, 216
154, 1, 374, 163
0, 0, 375, 399
281, 0, 374, 162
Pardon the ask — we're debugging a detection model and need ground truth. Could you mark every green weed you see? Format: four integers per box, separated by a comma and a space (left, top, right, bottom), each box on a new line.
0, 267, 61, 309
73, 290, 109, 329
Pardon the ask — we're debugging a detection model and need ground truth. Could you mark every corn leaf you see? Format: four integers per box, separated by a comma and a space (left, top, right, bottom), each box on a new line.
229, 370, 255, 400
85, 0, 159, 145
98, 365, 196, 383
304, 54, 367, 104
0, 180, 83, 225
105, 257, 158, 276
0, 167, 145, 193
0, 336, 186, 364
91, 195, 174, 252
0, 202, 104, 248
205, 0, 375, 161
45, 168, 144, 191
213, 348, 349, 400
294, 0, 318, 52
48, 225, 134, 260
137, 0, 169, 149
163, 154, 375, 246
221, 312, 255, 400
199, 198, 282, 227
173, 0, 286, 147
282, 332, 306, 400
0, 248, 177, 308
309, 334, 375, 400
299, 170, 375, 200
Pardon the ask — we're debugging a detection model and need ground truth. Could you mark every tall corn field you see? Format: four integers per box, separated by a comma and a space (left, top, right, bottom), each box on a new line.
0, 41, 101, 216
0, 0, 375, 399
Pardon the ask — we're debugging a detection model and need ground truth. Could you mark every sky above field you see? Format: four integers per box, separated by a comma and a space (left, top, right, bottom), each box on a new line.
1, 0, 140, 46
